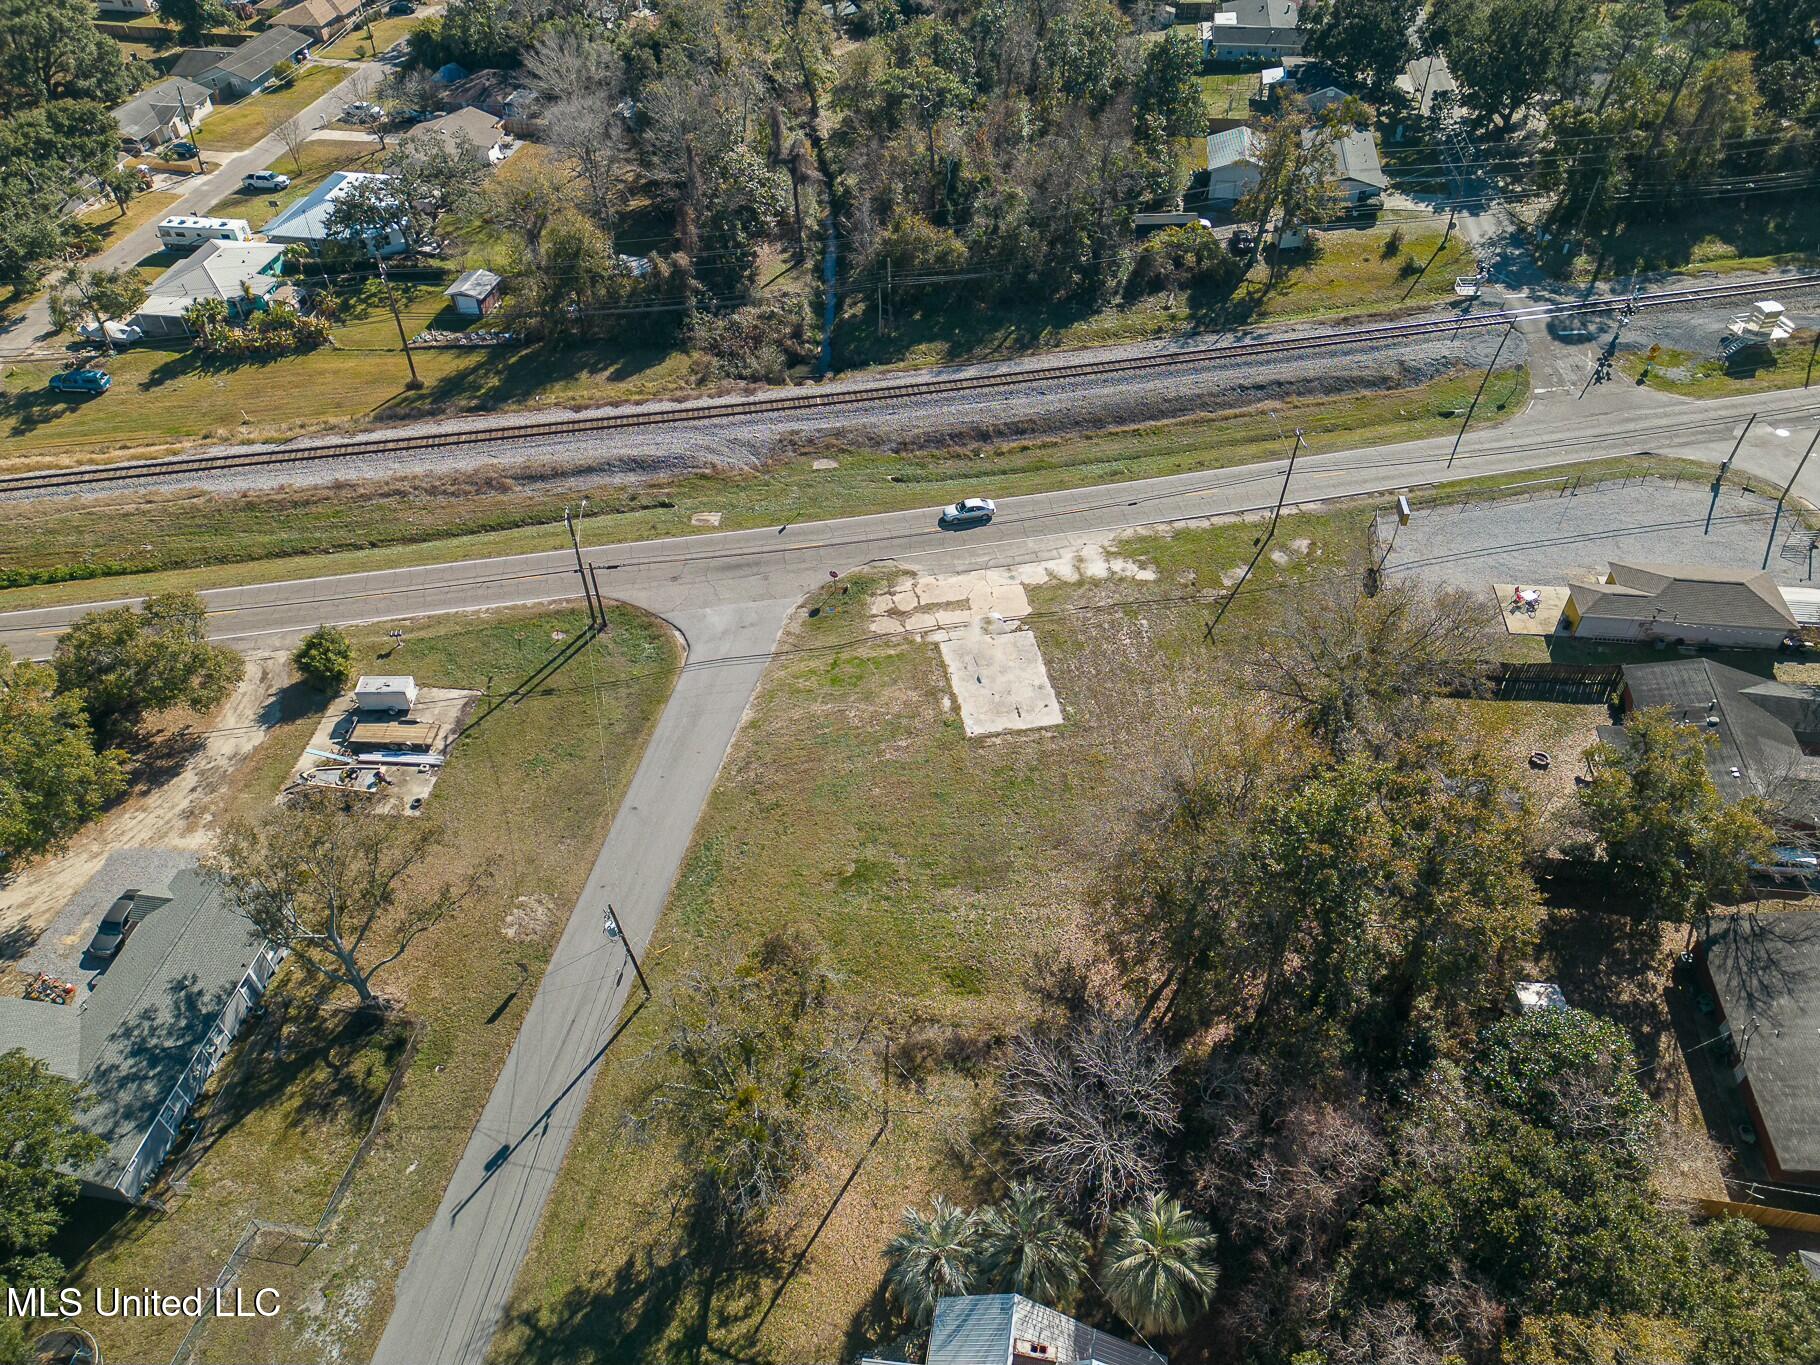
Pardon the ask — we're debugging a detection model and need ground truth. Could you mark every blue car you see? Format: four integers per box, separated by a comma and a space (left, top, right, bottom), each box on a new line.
50, 368, 111, 396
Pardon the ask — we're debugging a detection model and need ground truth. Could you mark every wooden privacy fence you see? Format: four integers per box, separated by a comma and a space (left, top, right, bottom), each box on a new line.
1696, 1196, 1820, 1234
1441, 661, 1624, 704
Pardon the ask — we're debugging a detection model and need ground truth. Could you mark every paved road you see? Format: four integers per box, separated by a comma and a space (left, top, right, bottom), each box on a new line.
7, 382, 1820, 1365
0, 57, 385, 360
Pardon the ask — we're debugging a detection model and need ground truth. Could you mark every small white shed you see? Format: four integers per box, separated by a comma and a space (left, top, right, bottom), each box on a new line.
1510, 981, 1569, 1014
444, 269, 503, 317
354, 675, 418, 712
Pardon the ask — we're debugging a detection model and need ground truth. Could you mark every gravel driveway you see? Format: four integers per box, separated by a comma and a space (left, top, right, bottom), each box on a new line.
1383, 477, 1820, 592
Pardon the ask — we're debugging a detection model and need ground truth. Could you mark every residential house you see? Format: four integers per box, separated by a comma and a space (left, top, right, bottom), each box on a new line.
1203, 124, 1386, 206
174, 27, 313, 101
401, 106, 513, 163
1276, 60, 1351, 112
98, 0, 160, 13
270, 0, 365, 45
1615, 657, 1820, 811
261, 170, 410, 255
0, 856, 280, 1202
444, 269, 504, 317
1698, 911, 1820, 1189
112, 78, 213, 153
133, 239, 290, 338
1566, 562, 1799, 649
862, 1294, 1165, 1365
1198, 0, 1304, 61
440, 68, 538, 120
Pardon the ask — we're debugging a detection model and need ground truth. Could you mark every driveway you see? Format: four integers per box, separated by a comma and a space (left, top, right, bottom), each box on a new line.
0, 56, 387, 361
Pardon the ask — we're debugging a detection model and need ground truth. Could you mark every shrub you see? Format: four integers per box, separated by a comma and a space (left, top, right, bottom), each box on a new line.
1127, 226, 1245, 299
185, 297, 330, 357
291, 625, 355, 692
685, 297, 818, 383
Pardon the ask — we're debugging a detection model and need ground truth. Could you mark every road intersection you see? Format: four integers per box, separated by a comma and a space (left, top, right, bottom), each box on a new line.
5, 375, 1818, 1365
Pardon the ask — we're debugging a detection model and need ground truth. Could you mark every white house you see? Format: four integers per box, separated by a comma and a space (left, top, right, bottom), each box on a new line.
261, 171, 410, 256
1204, 125, 1387, 206
170, 27, 313, 101
98, 0, 161, 14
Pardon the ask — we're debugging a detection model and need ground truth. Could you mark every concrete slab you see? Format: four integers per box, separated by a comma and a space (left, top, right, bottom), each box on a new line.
284, 686, 479, 815
939, 631, 1064, 737
1494, 583, 1571, 635
690, 512, 722, 527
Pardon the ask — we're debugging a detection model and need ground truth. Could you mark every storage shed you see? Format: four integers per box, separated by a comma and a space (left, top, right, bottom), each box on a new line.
444, 269, 504, 317
355, 675, 418, 712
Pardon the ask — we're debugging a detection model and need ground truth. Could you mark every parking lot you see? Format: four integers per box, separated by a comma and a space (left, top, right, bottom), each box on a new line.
1382, 476, 1820, 595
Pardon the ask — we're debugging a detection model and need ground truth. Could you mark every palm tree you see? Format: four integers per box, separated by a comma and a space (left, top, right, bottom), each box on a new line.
1099, 1194, 1218, 1337
978, 1180, 1089, 1306
885, 1196, 980, 1325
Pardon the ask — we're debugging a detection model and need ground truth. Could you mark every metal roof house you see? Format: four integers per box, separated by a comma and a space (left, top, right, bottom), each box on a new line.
261, 171, 410, 255
172, 27, 313, 101
0, 859, 279, 1202
133, 240, 290, 339
1698, 911, 1820, 1187
1204, 124, 1385, 205
864, 1295, 1165, 1365
112, 78, 213, 153
1567, 562, 1798, 648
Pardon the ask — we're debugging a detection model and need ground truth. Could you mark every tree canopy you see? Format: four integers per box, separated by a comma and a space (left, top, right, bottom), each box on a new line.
52, 592, 244, 742
0, 650, 125, 876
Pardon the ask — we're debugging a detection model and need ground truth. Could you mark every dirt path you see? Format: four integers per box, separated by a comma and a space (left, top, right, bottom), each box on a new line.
0, 653, 292, 946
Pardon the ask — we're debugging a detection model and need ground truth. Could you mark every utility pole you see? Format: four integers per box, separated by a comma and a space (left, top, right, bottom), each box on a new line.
1705, 412, 1756, 534
1205, 428, 1302, 644
174, 84, 205, 174
375, 256, 422, 389
1448, 323, 1514, 467
564, 503, 597, 627
1763, 428, 1820, 569
604, 905, 651, 999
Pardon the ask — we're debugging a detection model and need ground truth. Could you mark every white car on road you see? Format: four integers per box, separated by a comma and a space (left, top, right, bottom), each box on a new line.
242, 169, 292, 191
78, 320, 143, 346
939, 497, 997, 528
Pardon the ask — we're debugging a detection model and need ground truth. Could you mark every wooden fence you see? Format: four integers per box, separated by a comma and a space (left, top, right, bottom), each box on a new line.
1447, 661, 1624, 705
1696, 1196, 1820, 1234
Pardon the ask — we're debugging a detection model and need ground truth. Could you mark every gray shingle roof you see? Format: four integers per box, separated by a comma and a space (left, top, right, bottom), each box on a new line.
0, 858, 267, 1192
205, 27, 313, 85
926, 1294, 1165, 1365
112, 78, 212, 141
1572, 561, 1798, 633
1621, 658, 1820, 812
1703, 910, 1820, 1176
1328, 127, 1386, 189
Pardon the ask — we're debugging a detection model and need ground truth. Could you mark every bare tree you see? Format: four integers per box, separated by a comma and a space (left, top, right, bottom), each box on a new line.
272, 115, 309, 176
997, 1012, 1179, 1228
1247, 552, 1499, 756
204, 798, 482, 1009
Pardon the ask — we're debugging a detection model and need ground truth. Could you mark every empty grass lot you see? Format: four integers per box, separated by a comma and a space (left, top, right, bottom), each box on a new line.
1198, 71, 1256, 120
197, 66, 349, 151
48, 603, 679, 1365
1621, 332, 1820, 398
0, 364, 1531, 596
838, 224, 1482, 369
76, 190, 184, 254
495, 460, 1687, 1364
318, 15, 418, 59
204, 138, 381, 219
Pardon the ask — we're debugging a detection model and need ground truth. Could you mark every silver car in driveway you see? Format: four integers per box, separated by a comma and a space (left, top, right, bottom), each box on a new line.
939, 497, 996, 528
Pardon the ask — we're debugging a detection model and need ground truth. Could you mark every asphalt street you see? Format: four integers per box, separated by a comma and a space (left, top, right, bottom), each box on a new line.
5, 377, 1820, 1365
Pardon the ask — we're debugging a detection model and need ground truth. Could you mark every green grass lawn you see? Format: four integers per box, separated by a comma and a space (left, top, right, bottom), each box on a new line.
202, 137, 382, 219
74, 190, 184, 256
49, 604, 680, 1365
492, 457, 1675, 1363
0, 364, 1530, 595
838, 224, 1481, 370
1620, 331, 1819, 398
1565, 191, 1820, 282
197, 65, 349, 151
317, 14, 418, 59
1198, 71, 1256, 120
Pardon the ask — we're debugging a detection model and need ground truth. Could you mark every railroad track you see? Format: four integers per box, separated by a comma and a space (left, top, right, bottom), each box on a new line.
7, 271, 1816, 496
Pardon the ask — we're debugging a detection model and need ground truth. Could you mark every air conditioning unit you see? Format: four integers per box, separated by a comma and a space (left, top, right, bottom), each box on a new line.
1012, 1342, 1055, 1361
